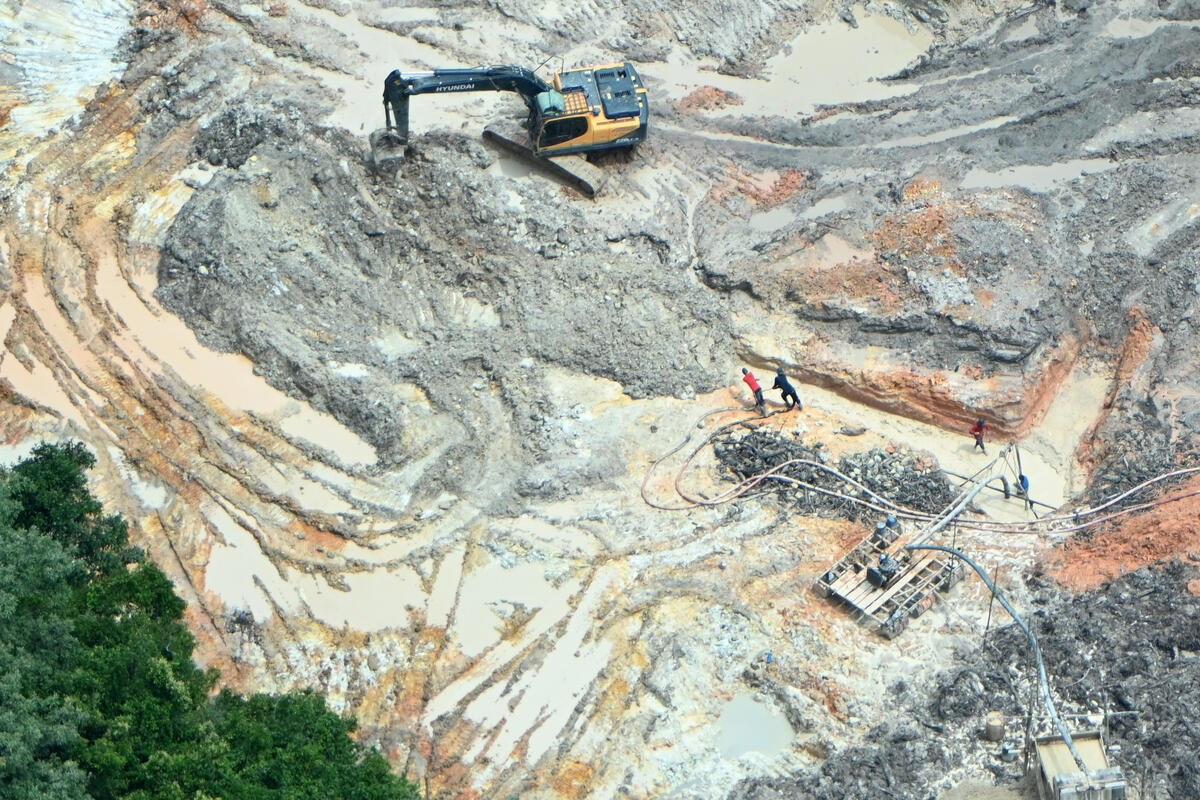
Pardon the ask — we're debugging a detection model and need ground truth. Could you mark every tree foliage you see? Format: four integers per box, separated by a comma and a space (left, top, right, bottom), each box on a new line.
0, 443, 420, 800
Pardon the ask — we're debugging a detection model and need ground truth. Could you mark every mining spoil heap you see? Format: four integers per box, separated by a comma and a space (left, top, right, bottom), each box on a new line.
2, 0, 1199, 797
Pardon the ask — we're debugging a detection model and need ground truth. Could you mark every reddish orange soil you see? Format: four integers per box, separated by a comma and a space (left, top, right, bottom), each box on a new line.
788, 253, 906, 314
712, 166, 806, 206
1043, 477, 1200, 592
873, 200, 959, 267
548, 761, 597, 799
676, 85, 744, 111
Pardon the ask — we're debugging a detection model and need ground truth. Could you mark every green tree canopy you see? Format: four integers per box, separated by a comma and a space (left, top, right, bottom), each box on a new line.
0, 442, 420, 800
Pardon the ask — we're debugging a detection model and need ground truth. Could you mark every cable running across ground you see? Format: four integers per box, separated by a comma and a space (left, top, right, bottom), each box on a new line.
641, 407, 1200, 537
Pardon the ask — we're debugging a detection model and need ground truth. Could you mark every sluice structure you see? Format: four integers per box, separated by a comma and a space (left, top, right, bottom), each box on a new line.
816, 517, 964, 638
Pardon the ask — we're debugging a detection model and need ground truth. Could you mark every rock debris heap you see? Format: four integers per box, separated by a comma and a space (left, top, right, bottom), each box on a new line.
715, 429, 955, 520
971, 564, 1200, 800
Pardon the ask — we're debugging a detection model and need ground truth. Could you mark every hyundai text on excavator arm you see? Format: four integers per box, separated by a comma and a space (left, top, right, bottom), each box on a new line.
369, 62, 649, 197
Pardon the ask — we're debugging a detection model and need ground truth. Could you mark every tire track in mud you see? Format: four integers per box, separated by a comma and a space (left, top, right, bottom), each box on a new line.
0, 19, 443, 709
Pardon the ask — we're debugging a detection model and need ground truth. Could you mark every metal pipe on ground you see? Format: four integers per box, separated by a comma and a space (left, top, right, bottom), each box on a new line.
906, 542, 1091, 778
939, 468, 1058, 510
914, 464, 1011, 545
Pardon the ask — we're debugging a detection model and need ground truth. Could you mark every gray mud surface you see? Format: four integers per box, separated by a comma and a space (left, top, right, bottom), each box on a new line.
730, 563, 1200, 800
158, 116, 729, 506
155, 0, 1200, 501
9, 0, 1199, 796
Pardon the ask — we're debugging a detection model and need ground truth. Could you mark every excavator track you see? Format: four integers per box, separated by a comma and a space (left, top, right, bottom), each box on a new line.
482, 127, 598, 198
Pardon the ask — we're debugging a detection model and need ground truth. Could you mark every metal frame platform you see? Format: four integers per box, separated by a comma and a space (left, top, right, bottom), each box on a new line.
816, 522, 965, 638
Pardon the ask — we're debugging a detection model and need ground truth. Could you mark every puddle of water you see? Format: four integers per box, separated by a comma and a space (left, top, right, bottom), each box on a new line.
245, 450, 357, 515
1020, 367, 1109, 499
799, 195, 850, 220
483, 151, 563, 194
881, 115, 1018, 149
288, 564, 426, 631
0, 302, 16, 343
294, 5, 509, 135
761, 12, 933, 113
0, 340, 88, 428
205, 542, 274, 621
647, 12, 931, 118
203, 501, 300, 622
1103, 17, 1188, 38
449, 558, 579, 657
717, 691, 793, 759
1003, 15, 1041, 43
425, 543, 467, 628
486, 152, 538, 179
749, 206, 797, 232
960, 158, 1118, 192
1084, 106, 1200, 154
378, 7, 440, 24
818, 234, 871, 264
456, 567, 617, 781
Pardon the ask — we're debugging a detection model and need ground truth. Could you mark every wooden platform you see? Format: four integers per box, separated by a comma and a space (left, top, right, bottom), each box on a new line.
816, 522, 965, 638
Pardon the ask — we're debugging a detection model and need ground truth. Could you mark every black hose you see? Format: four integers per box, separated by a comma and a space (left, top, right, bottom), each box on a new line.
906, 542, 1091, 776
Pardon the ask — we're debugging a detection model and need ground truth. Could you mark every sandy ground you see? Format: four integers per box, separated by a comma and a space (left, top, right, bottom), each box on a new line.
4, 0, 1200, 797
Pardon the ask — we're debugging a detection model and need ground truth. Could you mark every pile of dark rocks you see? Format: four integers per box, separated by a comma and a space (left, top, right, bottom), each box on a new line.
729, 564, 1200, 800
968, 563, 1200, 800
714, 429, 955, 521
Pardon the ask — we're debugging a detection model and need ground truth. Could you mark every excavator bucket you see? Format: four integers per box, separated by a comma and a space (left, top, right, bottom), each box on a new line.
371, 92, 409, 172
369, 128, 407, 172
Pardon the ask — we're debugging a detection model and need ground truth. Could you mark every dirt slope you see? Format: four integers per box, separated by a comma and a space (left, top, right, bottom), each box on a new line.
2, 0, 1199, 797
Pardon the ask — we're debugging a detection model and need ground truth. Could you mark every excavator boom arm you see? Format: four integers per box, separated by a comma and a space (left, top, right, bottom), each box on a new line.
382, 66, 553, 140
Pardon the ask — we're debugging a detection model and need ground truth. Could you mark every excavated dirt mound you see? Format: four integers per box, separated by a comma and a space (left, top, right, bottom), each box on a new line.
6, 0, 1200, 798
157, 115, 731, 507
715, 428, 954, 520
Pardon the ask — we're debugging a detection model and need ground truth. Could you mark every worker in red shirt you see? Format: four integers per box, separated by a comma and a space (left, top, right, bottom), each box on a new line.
970, 418, 989, 454
741, 367, 764, 410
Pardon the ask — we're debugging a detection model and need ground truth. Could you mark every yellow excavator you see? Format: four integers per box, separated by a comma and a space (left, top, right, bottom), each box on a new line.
370, 61, 649, 197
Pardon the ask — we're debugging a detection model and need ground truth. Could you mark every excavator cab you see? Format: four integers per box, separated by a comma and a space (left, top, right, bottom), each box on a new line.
536, 115, 590, 149
530, 62, 647, 156
529, 91, 587, 149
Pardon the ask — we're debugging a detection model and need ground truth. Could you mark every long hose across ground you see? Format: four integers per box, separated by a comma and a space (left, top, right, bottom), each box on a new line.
641, 404, 1200, 536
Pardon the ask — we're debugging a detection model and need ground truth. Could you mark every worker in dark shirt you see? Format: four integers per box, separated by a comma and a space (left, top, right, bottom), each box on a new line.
773, 368, 802, 410
970, 418, 989, 454
742, 368, 764, 410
